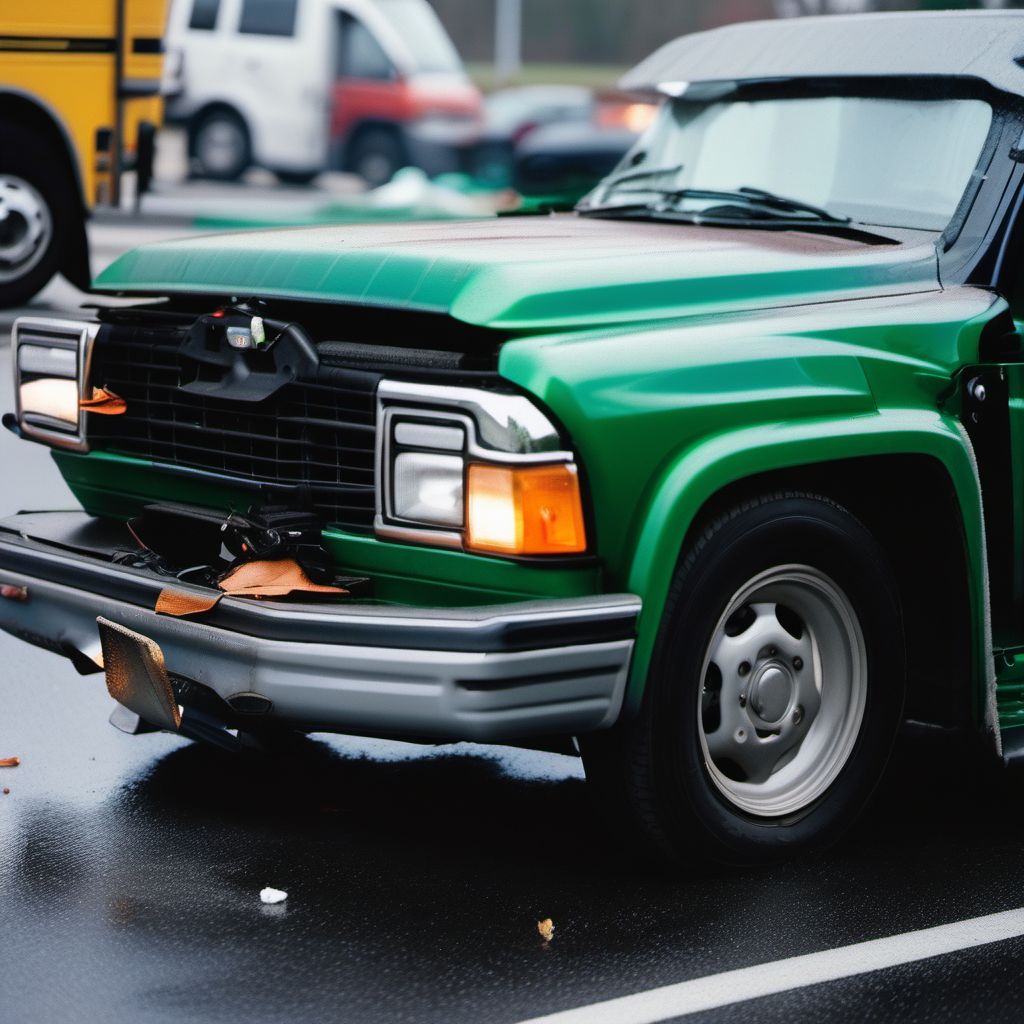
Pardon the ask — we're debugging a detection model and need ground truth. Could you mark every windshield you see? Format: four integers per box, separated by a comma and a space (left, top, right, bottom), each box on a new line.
375, 0, 464, 75
584, 95, 993, 231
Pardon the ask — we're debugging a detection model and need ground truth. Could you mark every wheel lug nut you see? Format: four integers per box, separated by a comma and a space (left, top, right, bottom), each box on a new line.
768, 647, 777, 657
739, 693, 747, 708
793, 705, 804, 725
738, 662, 750, 677
793, 657, 803, 671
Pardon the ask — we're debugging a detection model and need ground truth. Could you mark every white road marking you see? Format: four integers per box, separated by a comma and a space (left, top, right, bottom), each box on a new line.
513, 907, 1024, 1024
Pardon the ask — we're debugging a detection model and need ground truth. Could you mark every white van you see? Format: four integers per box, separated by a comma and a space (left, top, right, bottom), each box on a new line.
164, 0, 482, 184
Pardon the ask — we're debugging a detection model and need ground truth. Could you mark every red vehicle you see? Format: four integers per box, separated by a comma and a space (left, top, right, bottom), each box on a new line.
329, 6, 482, 185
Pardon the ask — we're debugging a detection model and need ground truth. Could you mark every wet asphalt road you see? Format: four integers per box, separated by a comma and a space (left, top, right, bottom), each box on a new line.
5, 213, 1024, 1024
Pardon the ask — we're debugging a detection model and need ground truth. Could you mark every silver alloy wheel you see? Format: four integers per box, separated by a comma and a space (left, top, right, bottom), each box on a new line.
0, 175, 52, 283
697, 565, 867, 817
196, 117, 247, 177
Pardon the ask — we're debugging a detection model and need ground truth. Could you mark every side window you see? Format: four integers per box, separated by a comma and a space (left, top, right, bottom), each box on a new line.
335, 12, 395, 80
188, 0, 220, 31
238, 0, 299, 37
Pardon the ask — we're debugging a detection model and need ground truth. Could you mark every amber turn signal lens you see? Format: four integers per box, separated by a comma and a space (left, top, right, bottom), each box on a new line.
466, 463, 587, 556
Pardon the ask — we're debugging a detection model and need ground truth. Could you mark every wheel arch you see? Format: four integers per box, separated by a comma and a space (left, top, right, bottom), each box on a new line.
624, 412, 989, 747
0, 90, 90, 288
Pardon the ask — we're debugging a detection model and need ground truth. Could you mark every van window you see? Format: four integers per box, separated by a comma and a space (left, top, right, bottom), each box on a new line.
336, 12, 395, 80
189, 0, 220, 31
238, 0, 298, 37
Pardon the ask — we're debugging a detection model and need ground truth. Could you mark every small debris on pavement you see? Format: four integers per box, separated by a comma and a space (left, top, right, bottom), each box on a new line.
2, 788, 9, 795
537, 918, 555, 942
260, 887, 288, 905
0, 756, 19, 768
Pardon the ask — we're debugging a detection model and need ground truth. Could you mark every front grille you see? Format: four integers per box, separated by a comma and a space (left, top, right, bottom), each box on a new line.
88, 319, 378, 533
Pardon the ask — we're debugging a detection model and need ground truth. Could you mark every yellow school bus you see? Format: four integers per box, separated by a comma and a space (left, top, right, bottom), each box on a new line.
0, 1, 169, 307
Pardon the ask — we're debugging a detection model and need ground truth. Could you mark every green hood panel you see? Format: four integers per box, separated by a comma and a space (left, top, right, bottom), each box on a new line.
93, 215, 939, 332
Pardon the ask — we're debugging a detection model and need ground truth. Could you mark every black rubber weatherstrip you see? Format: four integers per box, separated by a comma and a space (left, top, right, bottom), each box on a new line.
0, 530, 639, 655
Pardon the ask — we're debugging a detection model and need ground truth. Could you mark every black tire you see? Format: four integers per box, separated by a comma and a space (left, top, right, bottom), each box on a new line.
581, 492, 905, 865
190, 108, 251, 182
0, 121, 74, 308
275, 168, 320, 187
347, 127, 405, 187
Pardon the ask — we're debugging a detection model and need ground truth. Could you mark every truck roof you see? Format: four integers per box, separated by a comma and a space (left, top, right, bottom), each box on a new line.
621, 11, 1024, 98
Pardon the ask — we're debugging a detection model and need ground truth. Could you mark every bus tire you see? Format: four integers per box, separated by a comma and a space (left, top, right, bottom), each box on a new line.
0, 121, 71, 308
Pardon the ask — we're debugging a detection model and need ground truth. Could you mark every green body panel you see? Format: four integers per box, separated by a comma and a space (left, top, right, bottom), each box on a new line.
93, 217, 938, 332
72, 215, 1013, 735
498, 286, 998, 713
996, 650, 1024, 733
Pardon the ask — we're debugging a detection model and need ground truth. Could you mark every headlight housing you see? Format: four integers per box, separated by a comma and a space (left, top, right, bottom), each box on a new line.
376, 380, 588, 557
12, 318, 98, 451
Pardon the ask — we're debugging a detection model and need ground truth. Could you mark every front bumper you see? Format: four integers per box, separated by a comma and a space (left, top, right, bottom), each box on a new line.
0, 513, 640, 742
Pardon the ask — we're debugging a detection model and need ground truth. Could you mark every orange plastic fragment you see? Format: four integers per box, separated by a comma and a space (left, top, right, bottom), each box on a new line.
0, 756, 20, 768
155, 559, 347, 617
218, 559, 348, 600
80, 387, 127, 415
155, 589, 223, 618
537, 918, 555, 942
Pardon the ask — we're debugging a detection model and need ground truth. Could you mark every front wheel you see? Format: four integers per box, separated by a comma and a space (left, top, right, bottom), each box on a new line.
582, 493, 905, 865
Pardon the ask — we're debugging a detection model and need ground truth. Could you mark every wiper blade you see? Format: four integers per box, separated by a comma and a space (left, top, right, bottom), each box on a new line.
579, 163, 685, 204
576, 205, 896, 244
582, 183, 852, 224
735, 186, 848, 223
656, 186, 850, 224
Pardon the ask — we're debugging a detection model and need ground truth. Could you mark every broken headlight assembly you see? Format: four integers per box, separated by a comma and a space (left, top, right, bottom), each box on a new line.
375, 380, 588, 557
11, 318, 99, 451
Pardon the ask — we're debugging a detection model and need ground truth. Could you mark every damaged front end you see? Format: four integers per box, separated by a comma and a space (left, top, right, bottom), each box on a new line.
1, 302, 640, 747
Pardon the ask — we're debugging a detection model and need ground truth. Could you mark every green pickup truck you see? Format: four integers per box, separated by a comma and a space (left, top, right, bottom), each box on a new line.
6, 10, 1024, 864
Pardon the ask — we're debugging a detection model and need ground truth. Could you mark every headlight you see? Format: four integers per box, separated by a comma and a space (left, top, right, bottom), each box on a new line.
393, 451, 464, 527
12, 318, 98, 451
376, 380, 588, 557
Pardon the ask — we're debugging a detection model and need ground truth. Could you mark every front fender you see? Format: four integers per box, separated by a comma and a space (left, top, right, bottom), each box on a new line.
623, 408, 988, 715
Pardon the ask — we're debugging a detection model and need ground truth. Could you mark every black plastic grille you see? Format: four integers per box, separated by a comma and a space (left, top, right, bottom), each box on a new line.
89, 321, 378, 533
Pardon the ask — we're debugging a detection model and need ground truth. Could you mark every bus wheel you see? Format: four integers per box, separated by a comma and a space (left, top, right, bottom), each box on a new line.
0, 124, 66, 308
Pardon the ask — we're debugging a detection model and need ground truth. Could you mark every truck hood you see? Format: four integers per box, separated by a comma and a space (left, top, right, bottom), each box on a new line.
94, 214, 939, 332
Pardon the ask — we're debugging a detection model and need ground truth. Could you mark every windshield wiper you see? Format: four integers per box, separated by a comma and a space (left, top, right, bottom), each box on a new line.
733, 186, 847, 223
577, 203, 896, 244
582, 185, 850, 225
579, 163, 686, 203
654, 187, 850, 224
